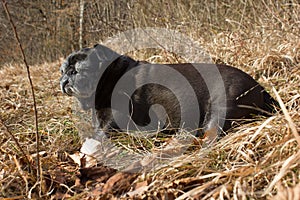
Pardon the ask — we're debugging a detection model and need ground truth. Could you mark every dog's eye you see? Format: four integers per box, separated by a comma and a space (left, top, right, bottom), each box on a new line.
66, 69, 77, 76
71, 70, 78, 75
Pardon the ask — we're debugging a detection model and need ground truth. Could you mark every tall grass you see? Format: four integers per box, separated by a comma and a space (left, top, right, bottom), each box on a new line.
0, 0, 299, 199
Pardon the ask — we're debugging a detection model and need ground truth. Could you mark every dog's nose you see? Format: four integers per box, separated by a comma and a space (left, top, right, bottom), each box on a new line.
60, 75, 69, 94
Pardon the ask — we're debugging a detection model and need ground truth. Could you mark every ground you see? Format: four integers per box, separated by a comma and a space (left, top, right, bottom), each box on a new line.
0, 9, 300, 200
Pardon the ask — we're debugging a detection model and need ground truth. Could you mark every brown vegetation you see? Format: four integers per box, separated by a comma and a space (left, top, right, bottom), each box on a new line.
0, 0, 299, 199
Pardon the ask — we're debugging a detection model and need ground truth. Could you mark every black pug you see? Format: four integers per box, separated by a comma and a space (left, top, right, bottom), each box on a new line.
60, 44, 278, 137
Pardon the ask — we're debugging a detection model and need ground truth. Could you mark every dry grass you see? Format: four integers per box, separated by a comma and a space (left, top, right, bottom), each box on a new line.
1, 0, 300, 199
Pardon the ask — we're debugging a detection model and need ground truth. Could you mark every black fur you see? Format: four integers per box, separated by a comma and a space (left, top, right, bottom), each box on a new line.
61, 45, 278, 137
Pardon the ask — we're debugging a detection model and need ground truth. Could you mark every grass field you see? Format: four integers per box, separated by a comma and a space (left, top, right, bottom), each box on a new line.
0, 1, 299, 199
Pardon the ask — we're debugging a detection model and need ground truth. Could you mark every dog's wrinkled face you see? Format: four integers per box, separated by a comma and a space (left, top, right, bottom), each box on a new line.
60, 44, 121, 110
60, 47, 98, 110
60, 51, 88, 96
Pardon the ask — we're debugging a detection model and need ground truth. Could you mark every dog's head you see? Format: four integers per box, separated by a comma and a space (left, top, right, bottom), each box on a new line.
59, 44, 121, 110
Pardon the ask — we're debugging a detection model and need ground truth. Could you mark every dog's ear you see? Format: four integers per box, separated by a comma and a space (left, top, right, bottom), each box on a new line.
69, 53, 87, 65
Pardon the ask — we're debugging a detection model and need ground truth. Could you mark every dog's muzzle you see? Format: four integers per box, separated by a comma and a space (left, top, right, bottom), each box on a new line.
60, 75, 71, 95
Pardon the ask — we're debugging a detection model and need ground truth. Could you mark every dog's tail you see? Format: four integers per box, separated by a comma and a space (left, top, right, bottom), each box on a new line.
262, 90, 279, 115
